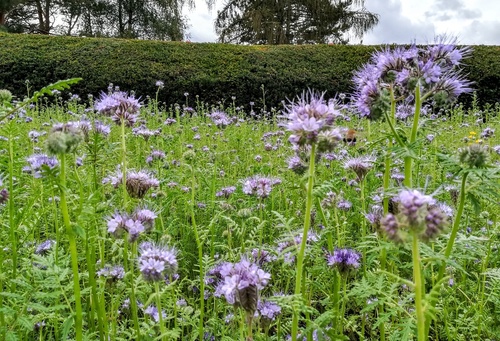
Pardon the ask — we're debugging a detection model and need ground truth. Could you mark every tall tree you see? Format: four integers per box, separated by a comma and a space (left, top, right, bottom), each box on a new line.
215, 0, 379, 44
0, 0, 25, 27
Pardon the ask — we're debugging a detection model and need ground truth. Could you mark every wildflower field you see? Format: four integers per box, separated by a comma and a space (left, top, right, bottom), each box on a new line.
1, 41, 500, 341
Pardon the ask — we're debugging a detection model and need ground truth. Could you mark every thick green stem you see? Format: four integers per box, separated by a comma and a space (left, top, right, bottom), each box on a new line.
120, 119, 128, 206
412, 233, 425, 341
59, 153, 83, 341
291, 143, 317, 341
404, 84, 422, 187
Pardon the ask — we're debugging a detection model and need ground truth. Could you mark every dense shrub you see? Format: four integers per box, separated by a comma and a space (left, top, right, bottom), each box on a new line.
0, 33, 499, 109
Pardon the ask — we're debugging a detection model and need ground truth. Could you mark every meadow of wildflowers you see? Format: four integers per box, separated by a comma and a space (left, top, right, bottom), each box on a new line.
1, 39, 500, 341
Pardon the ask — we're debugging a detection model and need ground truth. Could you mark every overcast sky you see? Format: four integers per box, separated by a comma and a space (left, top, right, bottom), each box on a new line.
183, 0, 500, 45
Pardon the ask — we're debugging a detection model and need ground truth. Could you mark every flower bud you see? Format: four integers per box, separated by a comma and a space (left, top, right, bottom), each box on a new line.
459, 144, 488, 168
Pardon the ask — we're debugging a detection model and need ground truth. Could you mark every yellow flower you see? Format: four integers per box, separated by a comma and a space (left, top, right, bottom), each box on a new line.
469, 131, 477, 135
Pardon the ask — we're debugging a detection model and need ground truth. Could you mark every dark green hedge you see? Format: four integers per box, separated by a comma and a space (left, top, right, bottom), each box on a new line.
0, 33, 499, 110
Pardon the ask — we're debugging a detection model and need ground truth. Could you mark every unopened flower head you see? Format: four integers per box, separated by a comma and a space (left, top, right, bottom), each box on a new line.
459, 143, 489, 168
46, 122, 83, 155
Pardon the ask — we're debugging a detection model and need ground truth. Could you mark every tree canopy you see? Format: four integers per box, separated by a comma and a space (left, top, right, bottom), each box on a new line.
215, 0, 379, 44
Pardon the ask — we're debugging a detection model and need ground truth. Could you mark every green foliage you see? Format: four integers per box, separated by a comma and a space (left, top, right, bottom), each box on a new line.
0, 32, 375, 109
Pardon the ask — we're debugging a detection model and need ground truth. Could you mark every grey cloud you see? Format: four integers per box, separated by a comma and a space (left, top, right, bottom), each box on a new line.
458, 9, 481, 19
459, 19, 500, 45
435, 0, 464, 10
362, 0, 436, 44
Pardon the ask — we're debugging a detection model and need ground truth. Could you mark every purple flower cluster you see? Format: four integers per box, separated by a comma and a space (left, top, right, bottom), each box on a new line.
207, 110, 231, 127
380, 189, 449, 242
207, 259, 271, 313
106, 208, 157, 241
242, 176, 281, 199
146, 150, 166, 164
94, 90, 141, 126
343, 154, 376, 181
257, 299, 281, 321
326, 248, 361, 274
144, 305, 166, 322
103, 168, 159, 199
277, 230, 319, 264
215, 186, 236, 198
352, 38, 472, 120
34, 239, 57, 255
97, 265, 125, 282
23, 154, 59, 178
132, 125, 161, 141
138, 242, 178, 282
285, 90, 343, 147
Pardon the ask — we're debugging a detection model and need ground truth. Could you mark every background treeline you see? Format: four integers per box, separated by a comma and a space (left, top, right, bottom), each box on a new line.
0, 33, 499, 109
0, 0, 378, 45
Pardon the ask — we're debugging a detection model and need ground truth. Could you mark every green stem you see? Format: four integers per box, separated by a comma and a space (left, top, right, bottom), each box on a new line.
8, 133, 17, 287
412, 233, 425, 341
190, 166, 205, 341
120, 118, 128, 206
291, 143, 316, 341
438, 172, 468, 279
155, 282, 166, 340
59, 153, 83, 341
404, 83, 422, 188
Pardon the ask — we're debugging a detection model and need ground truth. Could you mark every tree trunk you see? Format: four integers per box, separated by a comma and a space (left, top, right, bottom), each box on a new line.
0, 12, 6, 26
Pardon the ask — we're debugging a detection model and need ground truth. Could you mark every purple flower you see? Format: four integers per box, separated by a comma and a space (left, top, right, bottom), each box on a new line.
208, 110, 231, 127
287, 155, 307, 175
146, 150, 166, 164
94, 90, 141, 127
132, 125, 159, 140
144, 305, 166, 322
343, 155, 376, 181
105, 169, 159, 199
24, 154, 59, 178
138, 242, 178, 282
258, 300, 281, 321
284, 90, 342, 146
381, 189, 448, 242
97, 265, 125, 282
35, 239, 56, 255
218, 258, 271, 313
326, 248, 361, 274
94, 120, 111, 136
155, 80, 165, 88
242, 175, 280, 199
164, 118, 177, 125
216, 186, 236, 198
352, 38, 472, 119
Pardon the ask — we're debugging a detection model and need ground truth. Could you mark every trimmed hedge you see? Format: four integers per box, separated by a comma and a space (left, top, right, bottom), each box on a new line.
0, 33, 499, 109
